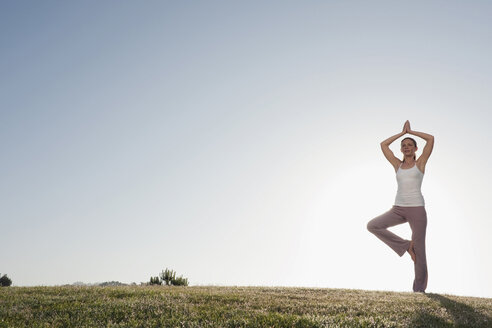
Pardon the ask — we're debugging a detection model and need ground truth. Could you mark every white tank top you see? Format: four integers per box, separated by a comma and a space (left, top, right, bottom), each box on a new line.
394, 163, 425, 207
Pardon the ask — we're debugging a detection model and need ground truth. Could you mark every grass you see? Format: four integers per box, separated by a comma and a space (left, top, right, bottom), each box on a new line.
1, 286, 491, 327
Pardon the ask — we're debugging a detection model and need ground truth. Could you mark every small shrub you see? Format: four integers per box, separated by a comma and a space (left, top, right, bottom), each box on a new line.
99, 281, 126, 287
172, 276, 188, 286
160, 268, 175, 286
149, 276, 161, 285
159, 268, 189, 286
0, 274, 12, 287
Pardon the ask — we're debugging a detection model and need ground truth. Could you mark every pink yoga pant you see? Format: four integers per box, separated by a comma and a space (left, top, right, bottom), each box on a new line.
367, 206, 428, 292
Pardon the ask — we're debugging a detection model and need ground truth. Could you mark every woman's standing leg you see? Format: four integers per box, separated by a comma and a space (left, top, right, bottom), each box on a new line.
405, 207, 428, 292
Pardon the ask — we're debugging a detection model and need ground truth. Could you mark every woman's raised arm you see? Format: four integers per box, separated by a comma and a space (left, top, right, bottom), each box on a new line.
380, 122, 407, 172
407, 122, 434, 167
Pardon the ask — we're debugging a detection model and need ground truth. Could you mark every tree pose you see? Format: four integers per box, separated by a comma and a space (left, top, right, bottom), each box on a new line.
367, 120, 434, 292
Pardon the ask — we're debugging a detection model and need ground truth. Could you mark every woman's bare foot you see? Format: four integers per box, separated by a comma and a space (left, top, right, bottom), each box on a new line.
407, 240, 416, 262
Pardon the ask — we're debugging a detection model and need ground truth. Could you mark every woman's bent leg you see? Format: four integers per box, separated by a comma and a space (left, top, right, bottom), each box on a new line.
367, 206, 411, 256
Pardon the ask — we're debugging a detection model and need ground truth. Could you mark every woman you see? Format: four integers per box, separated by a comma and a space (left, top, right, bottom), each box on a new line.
367, 120, 434, 293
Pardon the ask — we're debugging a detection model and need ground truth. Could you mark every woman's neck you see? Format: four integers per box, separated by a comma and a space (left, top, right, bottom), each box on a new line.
403, 156, 415, 164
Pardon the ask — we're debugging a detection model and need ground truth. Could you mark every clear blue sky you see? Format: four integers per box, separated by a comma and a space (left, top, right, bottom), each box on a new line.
2, 1, 492, 298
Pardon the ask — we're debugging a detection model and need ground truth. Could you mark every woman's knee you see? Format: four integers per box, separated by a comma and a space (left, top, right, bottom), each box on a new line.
367, 220, 377, 232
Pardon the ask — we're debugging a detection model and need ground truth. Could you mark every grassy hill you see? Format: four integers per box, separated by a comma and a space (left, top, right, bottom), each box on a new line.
1, 286, 491, 327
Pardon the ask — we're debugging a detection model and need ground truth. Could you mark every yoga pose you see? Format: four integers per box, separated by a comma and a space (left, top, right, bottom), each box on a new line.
367, 120, 434, 293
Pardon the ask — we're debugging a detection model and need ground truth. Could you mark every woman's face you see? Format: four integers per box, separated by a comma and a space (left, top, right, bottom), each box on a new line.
401, 139, 417, 157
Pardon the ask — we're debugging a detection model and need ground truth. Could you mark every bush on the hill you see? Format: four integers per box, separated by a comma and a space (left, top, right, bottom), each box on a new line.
149, 276, 161, 285
99, 281, 126, 287
171, 275, 188, 286
159, 268, 189, 286
160, 268, 175, 286
0, 274, 12, 287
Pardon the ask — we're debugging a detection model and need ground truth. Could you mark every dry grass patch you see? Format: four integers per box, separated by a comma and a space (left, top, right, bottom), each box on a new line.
1, 286, 491, 327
